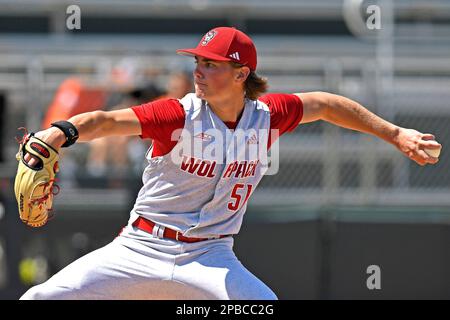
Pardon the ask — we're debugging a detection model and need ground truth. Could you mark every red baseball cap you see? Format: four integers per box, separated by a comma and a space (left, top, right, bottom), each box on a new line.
177, 27, 257, 71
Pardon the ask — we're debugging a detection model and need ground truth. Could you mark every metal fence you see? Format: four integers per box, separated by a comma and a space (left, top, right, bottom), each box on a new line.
1, 35, 449, 207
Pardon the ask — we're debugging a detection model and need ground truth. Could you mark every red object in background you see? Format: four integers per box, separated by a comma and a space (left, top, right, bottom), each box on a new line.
41, 78, 107, 129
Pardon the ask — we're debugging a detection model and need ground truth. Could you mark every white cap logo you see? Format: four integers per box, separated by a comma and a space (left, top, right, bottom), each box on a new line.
201, 30, 217, 46
229, 52, 240, 60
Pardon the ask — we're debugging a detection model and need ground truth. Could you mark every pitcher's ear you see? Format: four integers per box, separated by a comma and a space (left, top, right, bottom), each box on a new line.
235, 66, 250, 81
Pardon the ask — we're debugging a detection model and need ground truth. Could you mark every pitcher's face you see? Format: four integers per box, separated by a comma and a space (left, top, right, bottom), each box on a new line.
193, 56, 240, 100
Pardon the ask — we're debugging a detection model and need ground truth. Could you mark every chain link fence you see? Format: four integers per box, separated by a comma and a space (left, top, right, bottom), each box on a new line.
1, 43, 449, 207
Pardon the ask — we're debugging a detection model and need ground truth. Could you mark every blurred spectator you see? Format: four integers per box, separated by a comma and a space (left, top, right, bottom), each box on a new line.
85, 82, 164, 188
40, 77, 108, 188
161, 70, 193, 99
41, 77, 107, 130
84, 69, 191, 188
40, 57, 166, 188
41, 61, 192, 189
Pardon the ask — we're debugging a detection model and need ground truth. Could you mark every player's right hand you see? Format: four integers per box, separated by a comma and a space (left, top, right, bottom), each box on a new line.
395, 128, 441, 166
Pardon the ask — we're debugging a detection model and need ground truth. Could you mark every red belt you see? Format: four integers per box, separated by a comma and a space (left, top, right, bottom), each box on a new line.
132, 217, 228, 243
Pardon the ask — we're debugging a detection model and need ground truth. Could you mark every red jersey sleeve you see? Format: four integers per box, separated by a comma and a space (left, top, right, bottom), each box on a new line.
131, 98, 185, 157
258, 93, 304, 136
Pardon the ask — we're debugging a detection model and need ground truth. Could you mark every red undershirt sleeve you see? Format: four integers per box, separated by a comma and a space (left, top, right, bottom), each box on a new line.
258, 93, 304, 136
258, 93, 303, 149
131, 98, 186, 157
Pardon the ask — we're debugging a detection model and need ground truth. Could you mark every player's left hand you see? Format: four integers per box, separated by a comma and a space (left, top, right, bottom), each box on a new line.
395, 128, 441, 166
14, 131, 61, 227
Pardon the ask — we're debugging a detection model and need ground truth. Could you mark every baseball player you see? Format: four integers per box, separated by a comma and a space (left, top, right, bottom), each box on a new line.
18, 27, 441, 300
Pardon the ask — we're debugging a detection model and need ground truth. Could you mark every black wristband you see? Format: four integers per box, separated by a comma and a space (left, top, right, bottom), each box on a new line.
51, 121, 79, 148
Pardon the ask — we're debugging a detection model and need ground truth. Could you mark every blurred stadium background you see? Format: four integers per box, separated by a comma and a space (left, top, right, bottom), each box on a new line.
0, 0, 449, 299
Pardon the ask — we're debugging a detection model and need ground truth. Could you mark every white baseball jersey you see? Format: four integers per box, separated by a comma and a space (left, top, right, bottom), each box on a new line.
129, 93, 270, 238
